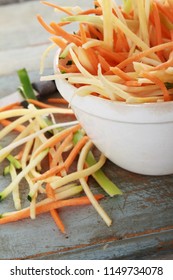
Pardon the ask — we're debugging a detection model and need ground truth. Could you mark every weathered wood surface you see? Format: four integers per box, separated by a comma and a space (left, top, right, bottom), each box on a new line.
0, 1, 173, 260
0, 0, 27, 5
0, 0, 31, 5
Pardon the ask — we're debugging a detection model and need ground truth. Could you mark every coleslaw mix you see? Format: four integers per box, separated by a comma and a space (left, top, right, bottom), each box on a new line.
38, 0, 173, 103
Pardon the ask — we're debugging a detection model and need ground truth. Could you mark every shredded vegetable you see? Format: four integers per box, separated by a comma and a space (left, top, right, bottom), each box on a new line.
38, 0, 173, 103
0, 95, 122, 231
17, 68, 37, 100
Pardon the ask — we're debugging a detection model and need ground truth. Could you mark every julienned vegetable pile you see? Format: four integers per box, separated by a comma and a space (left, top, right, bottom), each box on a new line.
38, 0, 173, 103
0, 70, 122, 232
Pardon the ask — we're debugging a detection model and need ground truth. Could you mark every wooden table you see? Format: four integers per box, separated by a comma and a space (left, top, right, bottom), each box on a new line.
0, 0, 173, 260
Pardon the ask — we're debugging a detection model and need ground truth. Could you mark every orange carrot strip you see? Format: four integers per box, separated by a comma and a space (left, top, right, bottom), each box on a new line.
121, 9, 133, 20
114, 31, 122, 53
34, 124, 81, 157
0, 194, 104, 225
78, 8, 102, 16
84, 48, 99, 73
75, 47, 96, 75
117, 41, 173, 69
115, 29, 129, 52
41, 1, 74, 16
79, 23, 87, 44
0, 102, 21, 113
46, 183, 55, 199
156, 1, 173, 24
142, 72, 171, 101
47, 98, 68, 105
98, 55, 110, 72
26, 99, 57, 109
113, 30, 117, 51
83, 26, 91, 39
94, 46, 128, 64
57, 22, 71, 27
170, 30, 173, 41
64, 136, 89, 172
149, 24, 158, 48
152, 2, 164, 61
161, 24, 171, 41
150, 13, 170, 41
110, 67, 133, 81
87, 24, 103, 40
0, 119, 25, 132
50, 133, 73, 168
37, 14, 56, 34
33, 165, 65, 182
152, 2, 163, 45
50, 22, 82, 46
50, 209, 66, 234
50, 36, 67, 49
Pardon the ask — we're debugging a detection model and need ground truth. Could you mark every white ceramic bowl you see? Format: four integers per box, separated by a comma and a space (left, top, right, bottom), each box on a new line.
54, 50, 173, 176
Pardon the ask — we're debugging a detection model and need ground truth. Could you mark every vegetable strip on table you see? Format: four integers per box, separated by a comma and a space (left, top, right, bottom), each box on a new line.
0, 195, 104, 225
0, 101, 122, 231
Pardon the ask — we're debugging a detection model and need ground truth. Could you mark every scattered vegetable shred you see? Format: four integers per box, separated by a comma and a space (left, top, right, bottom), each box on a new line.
0, 69, 122, 232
